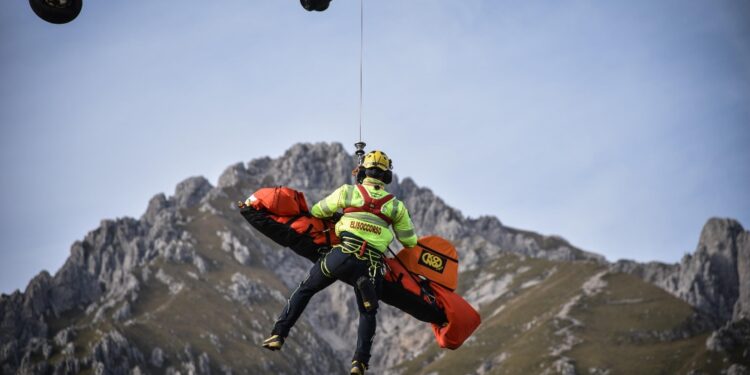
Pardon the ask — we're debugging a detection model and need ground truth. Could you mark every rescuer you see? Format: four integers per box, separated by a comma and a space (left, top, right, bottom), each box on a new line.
262, 150, 418, 375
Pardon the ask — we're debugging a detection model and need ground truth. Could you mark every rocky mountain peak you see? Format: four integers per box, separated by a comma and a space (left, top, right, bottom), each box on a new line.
2, 142, 748, 374
612, 217, 749, 327
173, 176, 213, 209
697, 218, 745, 259
217, 142, 354, 200
674, 217, 747, 324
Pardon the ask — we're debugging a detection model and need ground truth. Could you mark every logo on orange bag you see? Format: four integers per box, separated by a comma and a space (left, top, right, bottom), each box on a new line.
418, 249, 446, 273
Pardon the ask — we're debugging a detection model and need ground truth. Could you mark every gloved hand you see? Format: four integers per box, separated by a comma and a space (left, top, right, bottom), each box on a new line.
237, 195, 256, 209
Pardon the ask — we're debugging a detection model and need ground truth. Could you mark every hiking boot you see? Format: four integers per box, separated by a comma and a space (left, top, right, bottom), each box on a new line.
350, 360, 368, 375
262, 334, 284, 351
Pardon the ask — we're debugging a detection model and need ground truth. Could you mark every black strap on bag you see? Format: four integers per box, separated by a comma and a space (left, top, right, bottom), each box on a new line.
285, 214, 303, 226
386, 247, 437, 305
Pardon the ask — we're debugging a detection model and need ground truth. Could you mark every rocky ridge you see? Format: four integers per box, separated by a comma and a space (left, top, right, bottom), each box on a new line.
1, 142, 748, 374
612, 218, 749, 325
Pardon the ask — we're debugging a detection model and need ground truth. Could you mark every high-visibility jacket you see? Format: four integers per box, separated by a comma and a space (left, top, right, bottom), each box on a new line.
311, 177, 418, 252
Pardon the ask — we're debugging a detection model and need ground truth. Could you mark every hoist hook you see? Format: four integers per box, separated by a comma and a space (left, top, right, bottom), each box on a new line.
354, 142, 367, 165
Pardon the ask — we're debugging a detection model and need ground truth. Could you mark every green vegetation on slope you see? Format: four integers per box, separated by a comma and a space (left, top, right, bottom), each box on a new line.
395, 253, 728, 375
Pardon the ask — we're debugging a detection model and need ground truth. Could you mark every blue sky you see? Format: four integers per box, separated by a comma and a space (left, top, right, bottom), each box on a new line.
1, 0, 748, 293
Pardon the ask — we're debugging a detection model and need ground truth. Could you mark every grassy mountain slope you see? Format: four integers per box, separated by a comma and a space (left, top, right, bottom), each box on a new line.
395, 254, 727, 374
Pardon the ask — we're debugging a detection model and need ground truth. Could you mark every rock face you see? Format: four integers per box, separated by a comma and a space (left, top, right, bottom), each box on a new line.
679, 219, 747, 323
0, 172, 213, 373
735, 230, 750, 321
0, 141, 747, 374
612, 218, 750, 326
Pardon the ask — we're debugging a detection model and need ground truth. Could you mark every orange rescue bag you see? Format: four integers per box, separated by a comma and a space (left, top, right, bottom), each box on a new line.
389, 237, 481, 349
431, 284, 481, 349
397, 236, 459, 291
250, 187, 309, 216
250, 187, 339, 247
270, 214, 340, 246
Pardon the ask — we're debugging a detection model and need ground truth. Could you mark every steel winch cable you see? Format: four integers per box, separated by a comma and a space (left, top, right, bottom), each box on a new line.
354, 0, 367, 165
358, 0, 364, 143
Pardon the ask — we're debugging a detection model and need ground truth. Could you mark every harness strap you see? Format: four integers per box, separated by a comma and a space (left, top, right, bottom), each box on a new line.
324, 227, 332, 247
367, 242, 377, 279
339, 234, 382, 260
343, 184, 395, 225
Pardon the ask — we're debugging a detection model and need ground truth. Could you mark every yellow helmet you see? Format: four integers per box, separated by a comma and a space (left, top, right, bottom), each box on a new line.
362, 150, 393, 171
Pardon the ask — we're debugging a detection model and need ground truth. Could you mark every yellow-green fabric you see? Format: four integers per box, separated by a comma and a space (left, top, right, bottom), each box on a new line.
311, 177, 417, 252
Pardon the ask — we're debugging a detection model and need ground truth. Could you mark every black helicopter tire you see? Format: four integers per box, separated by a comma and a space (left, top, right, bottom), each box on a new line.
300, 0, 331, 12
29, 0, 83, 24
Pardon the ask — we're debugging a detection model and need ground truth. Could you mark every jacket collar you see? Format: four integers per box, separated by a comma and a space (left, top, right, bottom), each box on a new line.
362, 177, 386, 190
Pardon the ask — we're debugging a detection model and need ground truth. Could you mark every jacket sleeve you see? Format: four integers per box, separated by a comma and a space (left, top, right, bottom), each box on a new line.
311, 185, 354, 218
391, 200, 418, 247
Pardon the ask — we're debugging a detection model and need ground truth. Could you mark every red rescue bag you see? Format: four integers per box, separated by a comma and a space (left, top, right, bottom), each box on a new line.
250, 187, 309, 216
384, 257, 424, 298
248, 187, 339, 247
431, 284, 481, 349
387, 239, 481, 349
270, 214, 340, 246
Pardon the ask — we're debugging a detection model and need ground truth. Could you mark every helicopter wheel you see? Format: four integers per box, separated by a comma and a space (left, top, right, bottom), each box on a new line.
300, 0, 331, 12
29, 0, 82, 24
